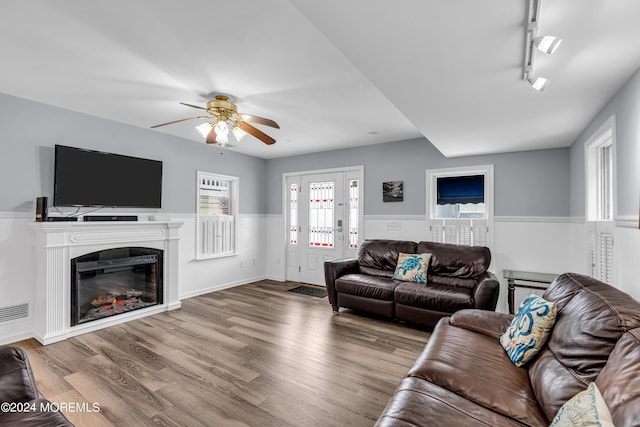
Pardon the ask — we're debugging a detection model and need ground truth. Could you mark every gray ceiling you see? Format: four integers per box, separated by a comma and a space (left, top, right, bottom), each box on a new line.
2, 0, 640, 159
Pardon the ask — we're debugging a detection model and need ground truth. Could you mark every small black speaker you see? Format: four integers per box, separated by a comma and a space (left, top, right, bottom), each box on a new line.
35, 197, 48, 222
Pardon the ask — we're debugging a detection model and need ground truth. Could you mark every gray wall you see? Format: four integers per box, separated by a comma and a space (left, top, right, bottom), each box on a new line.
1, 92, 573, 219
266, 138, 570, 217
0, 94, 268, 214
570, 67, 640, 218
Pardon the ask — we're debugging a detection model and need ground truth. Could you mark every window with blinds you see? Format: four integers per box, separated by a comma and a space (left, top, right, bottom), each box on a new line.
427, 166, 493, 248
196, 171, 239, 259
585, 116, 616, 283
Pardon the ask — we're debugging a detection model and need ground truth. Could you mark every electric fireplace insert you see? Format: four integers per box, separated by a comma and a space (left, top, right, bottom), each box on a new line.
71, 247, 163, 326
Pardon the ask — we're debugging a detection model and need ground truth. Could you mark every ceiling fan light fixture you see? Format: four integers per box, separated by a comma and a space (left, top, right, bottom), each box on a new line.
154, 96, 279, 146
195, 122, 213, 138
533, 36, 562, 55
232, 126, 247, 141
214, 120, 229, 145
529, 76, 549, 92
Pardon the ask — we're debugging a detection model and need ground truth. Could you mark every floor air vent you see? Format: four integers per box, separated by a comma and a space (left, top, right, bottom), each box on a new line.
0, 303, 29, 323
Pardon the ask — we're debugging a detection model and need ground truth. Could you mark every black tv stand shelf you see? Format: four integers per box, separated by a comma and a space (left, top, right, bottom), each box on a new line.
84, 215, 138, 222
47, 217, 78, 222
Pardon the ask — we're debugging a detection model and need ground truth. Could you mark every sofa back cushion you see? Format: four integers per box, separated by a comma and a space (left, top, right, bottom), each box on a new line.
0, 346, 39, 403
358, 240, 417, 278
528, 273, 640, 422
595, 328, 640, 426
416, 241, 490, 284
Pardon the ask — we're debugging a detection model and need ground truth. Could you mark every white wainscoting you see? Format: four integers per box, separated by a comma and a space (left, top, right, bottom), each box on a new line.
0, 213, 36, 344
177, 214, 268, 299
265, 214, 285, 282
614, 217, 640, 300
492, 217, 571, 312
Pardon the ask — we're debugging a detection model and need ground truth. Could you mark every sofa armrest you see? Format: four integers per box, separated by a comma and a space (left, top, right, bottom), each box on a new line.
0, 346, 40, 403
324, 258, 359, 311
450, 309, 514, 339
473, 271, 500, 311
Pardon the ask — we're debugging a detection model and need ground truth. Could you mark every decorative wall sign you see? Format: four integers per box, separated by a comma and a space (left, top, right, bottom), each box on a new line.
383, 181, 404, 202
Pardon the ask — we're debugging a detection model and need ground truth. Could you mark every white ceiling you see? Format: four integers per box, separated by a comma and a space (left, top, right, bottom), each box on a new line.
2, 0, 640, 159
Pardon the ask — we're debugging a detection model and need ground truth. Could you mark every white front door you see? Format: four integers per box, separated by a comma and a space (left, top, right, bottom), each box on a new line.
287, 171, 360, 286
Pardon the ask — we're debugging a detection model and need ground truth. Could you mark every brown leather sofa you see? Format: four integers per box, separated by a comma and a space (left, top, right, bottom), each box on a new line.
324, 239, 499, 328
376, 273, 640, 426
0, 345, 74, 426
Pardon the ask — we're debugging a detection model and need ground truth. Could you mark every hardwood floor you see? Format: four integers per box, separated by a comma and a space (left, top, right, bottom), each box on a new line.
14, 281, 430, 427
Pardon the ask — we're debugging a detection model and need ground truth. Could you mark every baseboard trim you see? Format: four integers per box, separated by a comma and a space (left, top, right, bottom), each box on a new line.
0, 330, 35, 346
178, 275, 267, 300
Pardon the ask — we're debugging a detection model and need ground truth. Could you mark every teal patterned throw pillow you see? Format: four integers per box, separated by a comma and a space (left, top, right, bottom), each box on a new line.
550, 383, 614, 427
392, 253, 431, 284
500, 294, 556, 367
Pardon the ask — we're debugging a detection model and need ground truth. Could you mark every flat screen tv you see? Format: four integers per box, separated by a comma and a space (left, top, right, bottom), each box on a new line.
54, 145, 163, 208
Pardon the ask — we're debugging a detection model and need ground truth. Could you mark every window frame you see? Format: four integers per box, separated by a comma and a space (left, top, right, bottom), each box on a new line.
427, 165, 494, 221
584, 115, 616, 282
195, 170, 239, 260
585, 115, 616, 223
426, 165, 494, 247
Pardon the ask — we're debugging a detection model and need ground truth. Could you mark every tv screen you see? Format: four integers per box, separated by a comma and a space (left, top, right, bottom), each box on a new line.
54, 145, 163, 208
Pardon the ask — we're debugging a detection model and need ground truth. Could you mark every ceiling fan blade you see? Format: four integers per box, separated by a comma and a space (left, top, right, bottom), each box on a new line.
238, 113, 280, 129
180, 102, 208, 110
206, 127, 218, 144
150, 116, 209, 128
238, 121, 276, 145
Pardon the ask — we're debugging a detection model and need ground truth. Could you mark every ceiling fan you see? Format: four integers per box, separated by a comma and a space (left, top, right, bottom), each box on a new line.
151, 95, 279, 146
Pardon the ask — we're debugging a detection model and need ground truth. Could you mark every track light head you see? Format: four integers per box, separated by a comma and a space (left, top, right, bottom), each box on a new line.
528, 76, 549, 92
533, 36, 562, 55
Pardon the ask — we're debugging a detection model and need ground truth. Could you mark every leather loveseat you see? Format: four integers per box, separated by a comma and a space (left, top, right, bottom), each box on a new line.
0, 345, 73, 426
376, 273, 640, 426
324, 239, 499, 328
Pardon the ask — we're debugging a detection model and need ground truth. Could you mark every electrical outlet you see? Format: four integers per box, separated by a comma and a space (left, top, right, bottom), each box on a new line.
386, 221, 401, 231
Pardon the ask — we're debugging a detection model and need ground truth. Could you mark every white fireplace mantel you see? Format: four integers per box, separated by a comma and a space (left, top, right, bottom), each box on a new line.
32, 220, 183, 344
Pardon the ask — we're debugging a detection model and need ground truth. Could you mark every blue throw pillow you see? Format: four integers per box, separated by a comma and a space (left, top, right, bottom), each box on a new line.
500, 294, 556, 367
392, 253, 431, 284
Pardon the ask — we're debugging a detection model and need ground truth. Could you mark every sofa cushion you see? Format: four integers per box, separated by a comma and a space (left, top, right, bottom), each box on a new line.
549, 382, 613, 427
335, 274, 397, 301
394, 282, 473, 313
406, 318, 548, 427
392, 253, 431, 283
358, 240, 418, 278
0, 346, 39, 403
500, 294, 556, 367
375, 377, 531, 427
595, 328, 640, 426
428, 275, 478, 289
528, 273, 640, 422
450, 309, 514, 339
416, 241, 490, 280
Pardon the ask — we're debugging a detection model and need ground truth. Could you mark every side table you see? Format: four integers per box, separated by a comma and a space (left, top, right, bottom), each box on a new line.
503, 270, 559, 314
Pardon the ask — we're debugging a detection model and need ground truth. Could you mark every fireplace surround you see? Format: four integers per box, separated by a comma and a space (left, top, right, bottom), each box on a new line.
32, 220, 182, 344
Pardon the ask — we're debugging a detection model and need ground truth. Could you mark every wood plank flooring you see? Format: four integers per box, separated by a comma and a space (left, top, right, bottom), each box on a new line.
14, 281, 430, 427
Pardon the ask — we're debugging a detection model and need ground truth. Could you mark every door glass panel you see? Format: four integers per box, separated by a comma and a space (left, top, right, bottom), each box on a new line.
289, 183, 298, 245
348, 179, 359, 249
308, 181, 334, 248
